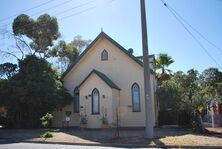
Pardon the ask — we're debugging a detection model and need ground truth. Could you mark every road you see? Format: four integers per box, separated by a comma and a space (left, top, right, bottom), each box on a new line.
0, 141, 159, 149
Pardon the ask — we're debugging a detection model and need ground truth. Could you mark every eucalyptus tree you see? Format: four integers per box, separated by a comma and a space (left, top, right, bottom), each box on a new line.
12, 13, 60, 58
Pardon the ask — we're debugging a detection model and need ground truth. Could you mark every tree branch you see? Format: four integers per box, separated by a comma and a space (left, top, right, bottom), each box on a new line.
0, 49, 20, 60
14, 36, 24, 60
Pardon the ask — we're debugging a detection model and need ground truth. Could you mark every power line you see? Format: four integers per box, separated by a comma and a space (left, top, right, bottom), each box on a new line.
165, 2, 222, 53
160, 0, 222, 69
0, 6, 95, 41
54, 0, 95, 16
0, 0, 74, 28
0, 0, 115, 41
59, 6, 96, 20
0, 0, 97, 39
28, 0, 74, 18
0, 0, 56, 22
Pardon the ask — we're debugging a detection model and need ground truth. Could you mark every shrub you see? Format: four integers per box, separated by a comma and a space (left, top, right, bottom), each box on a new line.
100, 115, 108, 124
80, 113, 87, 124
40, 113, 53, 129
42, 131, 53, 139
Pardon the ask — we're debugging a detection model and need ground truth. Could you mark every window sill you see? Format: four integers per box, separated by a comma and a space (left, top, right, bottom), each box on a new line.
132, 110, 141, 112
91, 113, 100, 115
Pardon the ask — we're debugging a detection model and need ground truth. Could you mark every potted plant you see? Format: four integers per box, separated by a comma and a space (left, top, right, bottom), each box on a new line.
100, 114, 108, 129
80, 113, 87, 129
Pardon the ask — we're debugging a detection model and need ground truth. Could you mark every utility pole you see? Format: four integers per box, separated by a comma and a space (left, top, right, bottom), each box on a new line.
140, 0, 154, 138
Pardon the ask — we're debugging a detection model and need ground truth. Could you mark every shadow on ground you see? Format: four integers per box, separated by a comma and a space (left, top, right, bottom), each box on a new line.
0, 126, 222, 148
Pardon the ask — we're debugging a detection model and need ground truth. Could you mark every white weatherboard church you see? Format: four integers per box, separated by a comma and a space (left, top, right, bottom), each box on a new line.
52, 32, 158, 128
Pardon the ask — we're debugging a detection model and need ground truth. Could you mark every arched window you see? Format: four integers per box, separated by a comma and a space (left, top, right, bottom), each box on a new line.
92, 88, 100, 114
131, 83, 141, 112
101, 49, 108, 61
73, 87, 79, 113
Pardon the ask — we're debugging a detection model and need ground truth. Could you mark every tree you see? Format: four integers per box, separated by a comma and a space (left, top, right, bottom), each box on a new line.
48, 40, 80, 72
157, 68, 217, 132
179, 69, 200, 108
156, 53, 174, 74
157, 69, 200, 112
0, 63, 17, 79
12, 14, 60, 57
48, 36, 91, 72
70, 35, 91, 53
156, 53, 174, 84
157, 79, 181, 111
200, 68, 222, 101
0, 55, 72, 128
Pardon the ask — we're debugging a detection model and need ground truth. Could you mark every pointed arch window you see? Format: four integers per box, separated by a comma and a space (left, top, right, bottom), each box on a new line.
92, 88, 100, 114
73, 87, 79, 113
131, 83, 141, 112
101, 49, 108, 61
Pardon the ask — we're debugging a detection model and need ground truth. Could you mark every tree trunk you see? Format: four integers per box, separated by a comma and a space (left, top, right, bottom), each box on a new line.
195, 111, 207, 134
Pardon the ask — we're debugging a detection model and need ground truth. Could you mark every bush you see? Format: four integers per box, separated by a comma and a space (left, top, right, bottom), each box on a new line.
40, 113, 53, 129
42, 131, 53, 139
0, 55, 72, 128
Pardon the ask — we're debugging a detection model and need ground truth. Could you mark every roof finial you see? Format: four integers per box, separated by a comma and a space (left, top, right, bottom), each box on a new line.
101, 27, 103, 32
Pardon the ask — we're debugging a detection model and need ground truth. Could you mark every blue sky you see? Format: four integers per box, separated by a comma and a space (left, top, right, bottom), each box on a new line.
0, 0, 222, 73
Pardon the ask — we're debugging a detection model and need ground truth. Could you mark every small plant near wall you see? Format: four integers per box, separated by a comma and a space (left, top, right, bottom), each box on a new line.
40, 112, 54, 139
100, 114, 109, 129
100, 108, 109, 129
100, 114, 108, 124
80, 112, 87, 129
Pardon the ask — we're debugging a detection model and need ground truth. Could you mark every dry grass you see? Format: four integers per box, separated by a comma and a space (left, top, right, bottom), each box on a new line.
1, 128, 221, 147
159, 134, 222, 147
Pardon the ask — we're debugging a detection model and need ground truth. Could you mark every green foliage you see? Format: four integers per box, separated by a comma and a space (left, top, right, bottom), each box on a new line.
158, 67, 222, 130
47, 40, 79, 71
200, 68, 222, 101
48, 35, 91, 71
0, 63, 17, 79
158, 69, 201, 111
70, 35, 91, 53
40, 113, 53, 128
100, 115, 108, 124
0, 55, 72, 128
42, 131, 53, 138
48, 40, 79, 62
156, 53, 174, 85
157, 80, 181, 111
156, 53, 174, 74
12, 14, 60, 54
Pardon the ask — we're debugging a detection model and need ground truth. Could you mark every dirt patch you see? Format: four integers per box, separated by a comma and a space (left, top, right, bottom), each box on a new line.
1, 127, 222, 147
206, 127, 222, 133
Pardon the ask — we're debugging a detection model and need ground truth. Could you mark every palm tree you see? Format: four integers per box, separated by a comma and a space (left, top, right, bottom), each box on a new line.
156, 53, 174, 74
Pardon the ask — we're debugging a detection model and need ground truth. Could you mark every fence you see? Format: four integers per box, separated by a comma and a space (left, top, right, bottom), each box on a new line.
202, 113, 222, 127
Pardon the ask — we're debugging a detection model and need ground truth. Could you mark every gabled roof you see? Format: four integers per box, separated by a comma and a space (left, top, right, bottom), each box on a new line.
62, 31, 155, 78
78, 69, 120, 90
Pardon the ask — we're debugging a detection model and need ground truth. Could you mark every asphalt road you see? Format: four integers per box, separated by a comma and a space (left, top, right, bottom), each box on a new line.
0, 141, 159, 149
